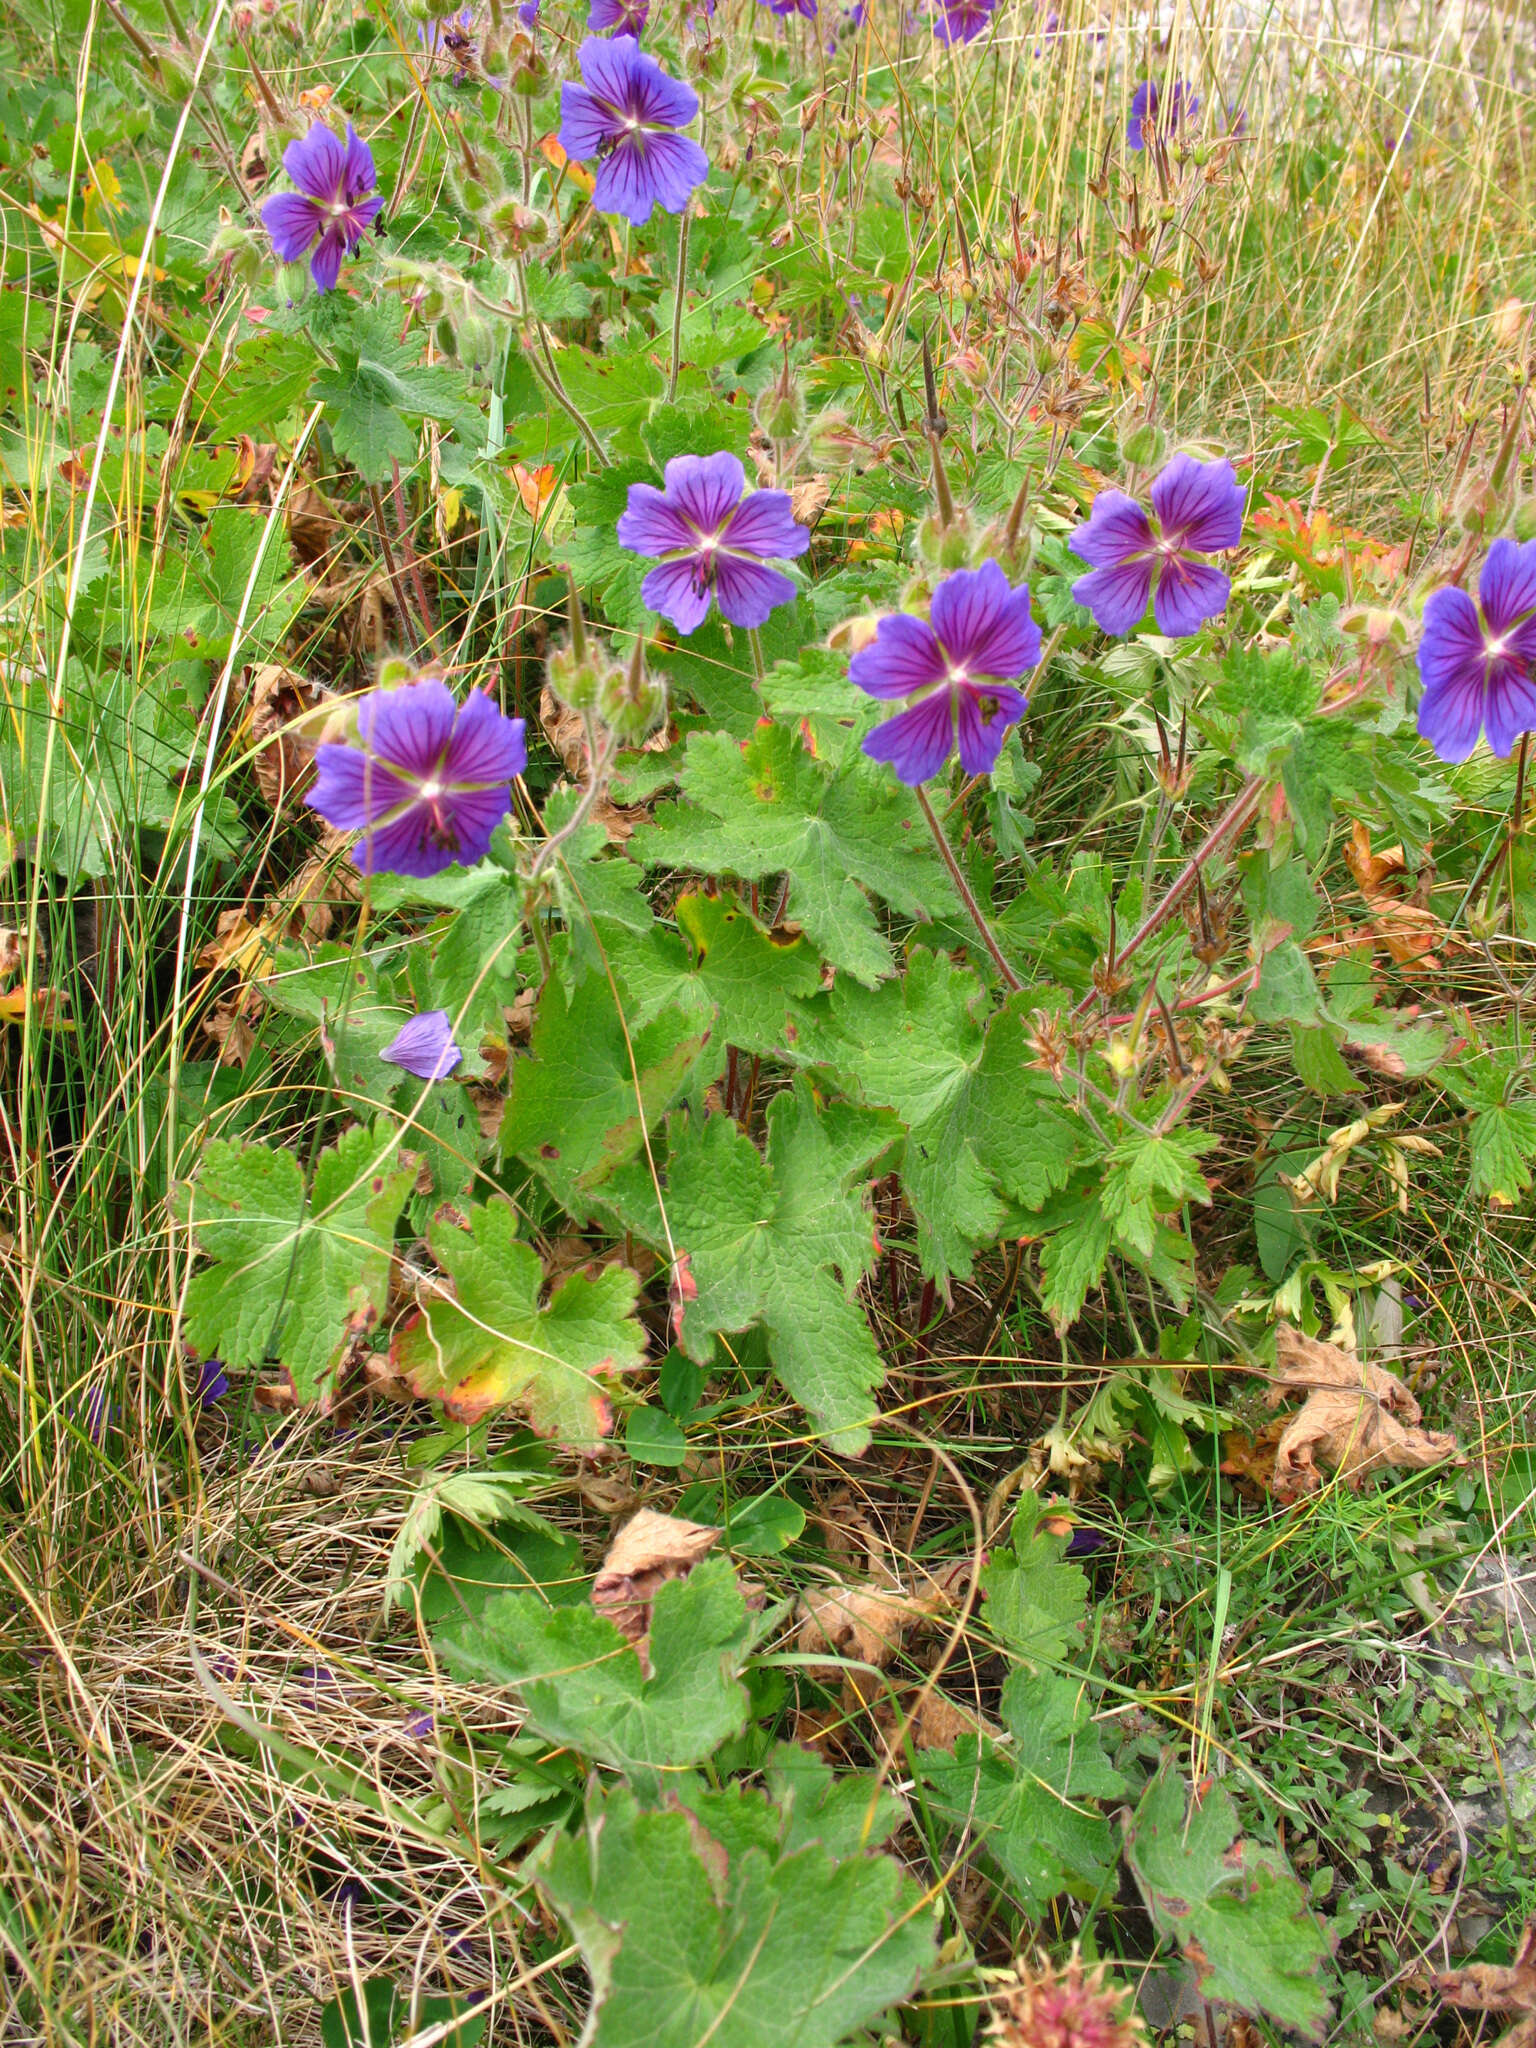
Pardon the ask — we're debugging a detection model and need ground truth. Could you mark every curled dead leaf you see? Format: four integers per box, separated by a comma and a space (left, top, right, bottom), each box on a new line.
1343, 822, 1449, 965
591, 1508, 721, 1667
540, 683, 590, 777
247, 662, 326, 810
1264, 1323, 1462, 1500
1434, 1919, 1536, 2048
795, 1555, 972, 1673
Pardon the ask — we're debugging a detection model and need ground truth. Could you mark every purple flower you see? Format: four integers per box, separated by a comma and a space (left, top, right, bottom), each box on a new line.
932, 0, 994, 41
616, 451, 810, 635
517, 0, 540, 19
1127, 77, 1199, 151
850, 560, 1041, 784
1069, 453, 1243, 638
381, 1010, 464, 1082
558, 37, 708, 226
307, 678, 527, 878
404, 1710, 436, 1739
760, 0, 817, 17
195, 1356, 230, 1408
418, 8, 473, 52
258, 122, 382, 294
588, 0, 648, 27
1416, 540, 1536, 762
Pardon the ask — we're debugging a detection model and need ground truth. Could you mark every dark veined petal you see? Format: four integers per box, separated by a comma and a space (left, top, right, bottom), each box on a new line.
719, 487, 810, 560
1071, 557, 1154, 636
1415, 585, 1489, 762
847, 612, 948, 699
712, 552, 797, 627
559, 81, 618, 160
862, 690, 956, 785
954, 681, 1028, 775
617, 483, 697, 557
641, 555, 715, 635
381, 1010, 464, 1081
340, 124, 378, 205
308, 227, 348, 293
358, 677, 460, 776
628, 127, 706, 213
362, 804, 449, 877
661, 451, 745, 535
1477, 536, 1536, 639
1482, 658, 1536, 758
437, 783, 515, 866
1151, 555, 1230, 637
343, 194, 385, 245
932, 0, 992, 42
307, 745, 417, 831
442, 691, 527, 786
260, 191, 324, 263
1150, 453, 1244, 553
591, 136, 665, 223
629, 51, 702, 128
282, 121, 350, 204
1068, 490, 1155, 568
929, 560, 1040, 679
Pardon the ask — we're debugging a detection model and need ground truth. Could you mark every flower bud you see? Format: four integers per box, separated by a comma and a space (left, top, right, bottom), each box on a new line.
377, 656, 418, 688
1117, 417, 1166, 468
753, 374, 804, 444
209, 214, 265, 285
1453, 475, 1505, 538
1512, 498, 1536, 542
483, 197, 548, 258
597, 638, 667, 745
506, 35, 546, 91
915, 506, 973, 572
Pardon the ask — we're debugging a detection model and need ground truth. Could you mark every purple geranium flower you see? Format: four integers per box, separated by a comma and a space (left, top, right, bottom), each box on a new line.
760, 0, 817, 17
1416, 539, 1536, 762
616, 451, 810, 635
259, 121, 383, 294
558, 36, 708, 226
381, 1010, 464, 1081
195, 1356, 230, 1408
307, 678, 527, 878
518, 0, 540, 20
588, 0, 648, 28
932, 0, 994, 42
850, 560, 1041, 784
1127, 77, 1199, 151
1070, 453, 1244, 637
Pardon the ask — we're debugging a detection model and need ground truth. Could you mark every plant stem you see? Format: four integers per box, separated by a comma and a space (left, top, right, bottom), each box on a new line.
1502, 730, 1531, 924
1073, 773, 1264, 1017
914, 784, 1022, 991
747, 626, 767, 685
666, 209, 690, 405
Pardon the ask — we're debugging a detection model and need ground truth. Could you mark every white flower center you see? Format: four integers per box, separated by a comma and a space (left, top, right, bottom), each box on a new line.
948, 667, 970, 688
625, 115, 642, 130
698, 534, 719, 552
420, 780, 445, 800
1487, 635, 1509, 658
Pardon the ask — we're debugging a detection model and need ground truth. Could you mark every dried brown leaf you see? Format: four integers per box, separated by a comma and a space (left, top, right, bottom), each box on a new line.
247, 662, 324, 810
591, 1508, 721, 1665
1344, 821, 1448, 964
540, 684, 590, 776
1264, 1324, 1463, 1499
1435, 1920, 1536, 2015
795, 1556, 971, 1672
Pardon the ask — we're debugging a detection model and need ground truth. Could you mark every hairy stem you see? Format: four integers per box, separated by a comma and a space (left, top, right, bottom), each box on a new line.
666, 208, 691, 405
914, 784, 1023, 991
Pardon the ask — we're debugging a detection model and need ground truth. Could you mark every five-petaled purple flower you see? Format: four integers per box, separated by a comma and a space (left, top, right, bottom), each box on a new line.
617, 451, 810, 635
1127, 78, 1199, 151
850, 560, 1042, 784
381, 1010, 465, 1081
558, 36, 708, 226
1070, 453, 1243, 638
1416, 539, 1536, 762
760, 0, 818, 17
588, 0, 649, 31
932, 0, 995, 43
259, 121, 383, 294
195, 1356, 230, 1408
307, 677, 527, 877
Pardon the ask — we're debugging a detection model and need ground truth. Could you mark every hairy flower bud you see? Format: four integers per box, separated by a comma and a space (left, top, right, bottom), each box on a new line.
1117, 418, 1166, 468
483, 196, 549, 258
915, 506, 974, 571
597, 639, 668, 745
754, 374, 805, 444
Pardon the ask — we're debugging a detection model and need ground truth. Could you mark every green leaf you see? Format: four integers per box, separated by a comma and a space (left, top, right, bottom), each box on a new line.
439, 1555, 754, 1770
310, 315, 465, 482
1099, 1128, 1215, 1260
1467, 1100, 1536, 1203
1124, 1761, 1333, 2038
625, 1403, 689, 1467
667, 1080, 888, 1453
177, 1123, 412, 1403
531, 1783, 934, 2048
920, 1672, 1124, 1909
673, 891, 824, 1053
1289, 1023, 1362, 1097
724, 1493, 806, 1556
828, 964, 1081, 1279
392, 1199, 646, 1445
499, 970, 706, 1223
980, 1493, 1091, 1670
632, 723, 959, 985
1035, 1185, 1114, 1333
